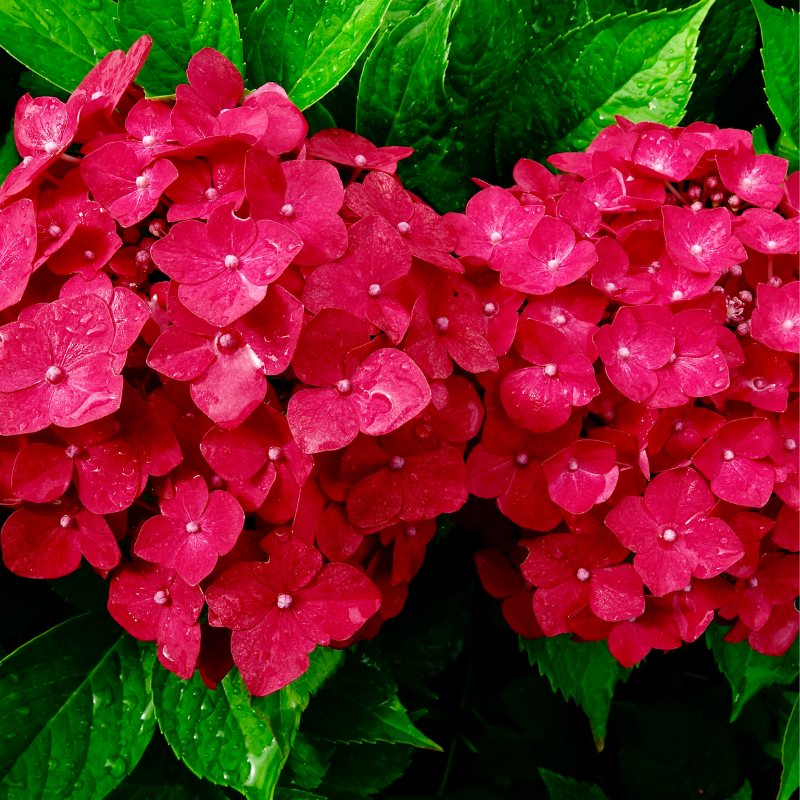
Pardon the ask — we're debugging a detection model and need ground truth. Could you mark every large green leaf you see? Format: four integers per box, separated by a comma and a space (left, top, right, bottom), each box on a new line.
0, 613, 156, 800
520, 635, 632, 750
280, 733, 334, 792
752, 0, 799, 151
539, 768, 608, 800
706, 625, 800, 722
115, 0, 244, 97
779, 696, 799, 800
302, 659, 441, 750
0, 0, 117, 91
419, 0, 529, 211
495, 0, 712, 174
356, 0, 460, 188
153, 665, 285, 799
728, 782, 752, 800
317, 742, 411, 797
245, 0, 391, 110
252, 647, 343, 756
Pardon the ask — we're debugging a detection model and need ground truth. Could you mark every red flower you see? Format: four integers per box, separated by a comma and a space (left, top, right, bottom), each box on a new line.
750, 281, 800, 354
735, 208, 799, 254
606, 468, 743, 596
307, 129, 413, 173
542, 439, 619, 515
666, 576, 736, 643
380, 518, 437, 585
728, 343, 792, 412
662, 206, 746, 274
606, 597, 682, 668
205, 536, 381, 695
716, 143, 787, 210
0, 198, 36, 311
134, 469, 244, 586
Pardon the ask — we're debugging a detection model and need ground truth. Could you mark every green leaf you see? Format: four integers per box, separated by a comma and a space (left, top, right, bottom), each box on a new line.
318, 742, 412, 797
280, 732, 334, 791
520, 634, 632, 750
752, 0, 799, 151
727, 782, 752, 800
18, 71, 70, 101
0, 0, 118, 91
275, 790, 326, 800
153, 665, 285, 799
115, 0, 244, 97
232, 0, 261, 32
356, 0, 460, 189
706, 624, 800, 722
495, 0, 713, 174
107, 784, 229, 800
419, 0, 529, 211
779, 696, 799, 800
47, 560, 109, 612
245, 0, 391, 110
752, 125, 772, 156
252, 647, 343, 756
0, 125, 18, 185
776, 130, 799, 174
0, 613, 156, 799
304, 102, 336, 136
539, 768, 608, 800
303, 659, 441, 750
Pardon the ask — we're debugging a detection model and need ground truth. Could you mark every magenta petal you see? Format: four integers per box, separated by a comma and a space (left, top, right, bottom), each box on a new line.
681, 518, 744, 579
1, 506, 81, 578
501, 367, 571, 434
147, 326, 216, 381
75, 439, 139, 514
11, 443, 72, 503
634, 546, 692, 596
158, 613, 201, 680
288, 388, 361, 454
606, 495, 658, 553
590, 564, 645, 622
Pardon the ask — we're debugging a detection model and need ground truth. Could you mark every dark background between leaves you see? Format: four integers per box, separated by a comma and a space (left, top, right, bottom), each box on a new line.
0, 0, 796, 796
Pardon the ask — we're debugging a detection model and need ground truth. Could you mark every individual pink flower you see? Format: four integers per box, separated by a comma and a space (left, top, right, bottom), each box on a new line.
606, 468, 743, 596
108, 558, 203, 679
594, 307, 675, 403
307, 129, 413, 173
746, 601, 799, 656
147, 283, 302, 428
11, 418, 139, 514
469, 270, 524, 357
662, 206, 746, 274
606, 597, 682, 667
246, 149, 348, 267
240, 83, 308, 157
380, 519, 437, 585
343, 424, 468, 529
589, 237, 656, 305
651, 257, 720, 305
466, 402, 579, 531
150, 203, 301, 327
542, 439, 619, 515
413, 375, 484, 448
666, 576, 736, 643
205, 536, 381, 695
344, 171, 461, 272
628, 128, 705, 181
522, 284, 606, 361
287, 309, 431, 454
556, 184, 602, 239
1, 496, 120, 578
81, 143, 178, 227
404, 264, 498, 378
751, 281, 800, 353
719, 553, 799, 631
648, 309, 730, 407
0, 294, 122, 434
200, 402, 313, 523
118, 98, 177, 163
302, 215, 413, 343
734, 208, 799, 254
716, 144, 787, 210
0, 198, 36, 312
500, 215, 597, 295
165, 142, 247, 222
444, 185, 543, 269
728, 343, 792, 412
719, 510, 776, 578
521, 528, 644, 636
500, 319, 598, 433
135, 469, 244, 586
512, 158, 561, 198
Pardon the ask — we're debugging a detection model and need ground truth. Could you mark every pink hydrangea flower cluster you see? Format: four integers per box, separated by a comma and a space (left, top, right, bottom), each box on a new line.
0, 39, 797, 692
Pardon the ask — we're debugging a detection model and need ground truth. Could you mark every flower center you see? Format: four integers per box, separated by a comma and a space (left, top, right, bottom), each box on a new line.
45, 365, 66, 385
604, 282, 617, 293
389, 455, 405, 471
224, 254, 239, 270
280, 204, 295, 218
544, 363, 558, 377
671, 290, 684, 301
781, 319, 794, 331
136, 249, 151, 266
576, 567, 590, 582
722, 449, 735, 462
368, 284, 381, 298
661, 528, 677, 542
617, 346, 630, 359
84, 250, 95, 261
546, 258, 560, 271
43, 141, 58, 155
405, 525, 417, 538
566, 458, 579, 472
683, 584, 692, 592
266, 446, 282, 462
65, 445, 82, 459
435, 317, 450, 333
490, 231, 503, 245
336, 378, 352, 394
741, 177, 752, 188
785, 439, 797, 451
747, 577, 759, 588
752, 377, 768, 390
397, 221, 410, 234
204, 187, 219, 201
185, 521, 201, 534
218, 333, 237, 350
22, 156, 32, 166
210, 475, 224, 488
483, 302, 498, 318
354, 154, 367, 167
48, 224, 62, 238
135, 175, 150, 190
551, 312, 567, 326
142, 135, 156, 147
153, 589, 169, 605
672, 419, 686, 432
690, 244, 703, 256
277, 593, 293, 609
766, 240, 777, 250
515, 453, 529, 467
